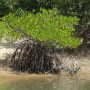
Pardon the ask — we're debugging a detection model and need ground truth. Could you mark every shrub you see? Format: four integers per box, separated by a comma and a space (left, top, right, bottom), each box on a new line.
1, 9, 81, 48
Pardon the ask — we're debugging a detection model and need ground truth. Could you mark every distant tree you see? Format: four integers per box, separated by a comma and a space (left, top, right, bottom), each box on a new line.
16, 0, 40, 12
0, 0, 10, 17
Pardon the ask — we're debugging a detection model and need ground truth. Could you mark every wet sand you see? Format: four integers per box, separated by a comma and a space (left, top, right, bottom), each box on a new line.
0, 42, 90, 80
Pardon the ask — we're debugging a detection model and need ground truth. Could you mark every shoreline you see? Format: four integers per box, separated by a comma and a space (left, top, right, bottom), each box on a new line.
0, 66, 90, 80
0, 42, 90, 80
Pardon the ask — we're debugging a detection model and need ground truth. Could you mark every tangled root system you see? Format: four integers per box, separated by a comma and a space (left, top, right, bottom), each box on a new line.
10, 39, 60, 74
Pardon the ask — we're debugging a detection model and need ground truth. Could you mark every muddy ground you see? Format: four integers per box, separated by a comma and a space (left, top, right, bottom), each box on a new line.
0, 40, 90, 79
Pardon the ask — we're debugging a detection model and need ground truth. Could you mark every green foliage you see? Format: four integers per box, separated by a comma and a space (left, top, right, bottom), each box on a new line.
39, 0, 90, 43
1, 9, 81, 48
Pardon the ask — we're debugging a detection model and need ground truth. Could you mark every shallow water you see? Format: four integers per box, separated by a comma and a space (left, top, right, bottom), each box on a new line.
0, 75, 90, 90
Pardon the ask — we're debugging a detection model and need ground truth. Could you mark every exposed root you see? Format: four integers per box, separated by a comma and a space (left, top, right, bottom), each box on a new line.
10, 39, 61, 74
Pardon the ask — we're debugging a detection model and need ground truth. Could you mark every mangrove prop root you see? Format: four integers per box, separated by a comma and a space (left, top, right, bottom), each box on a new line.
10, 39, 61, 74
